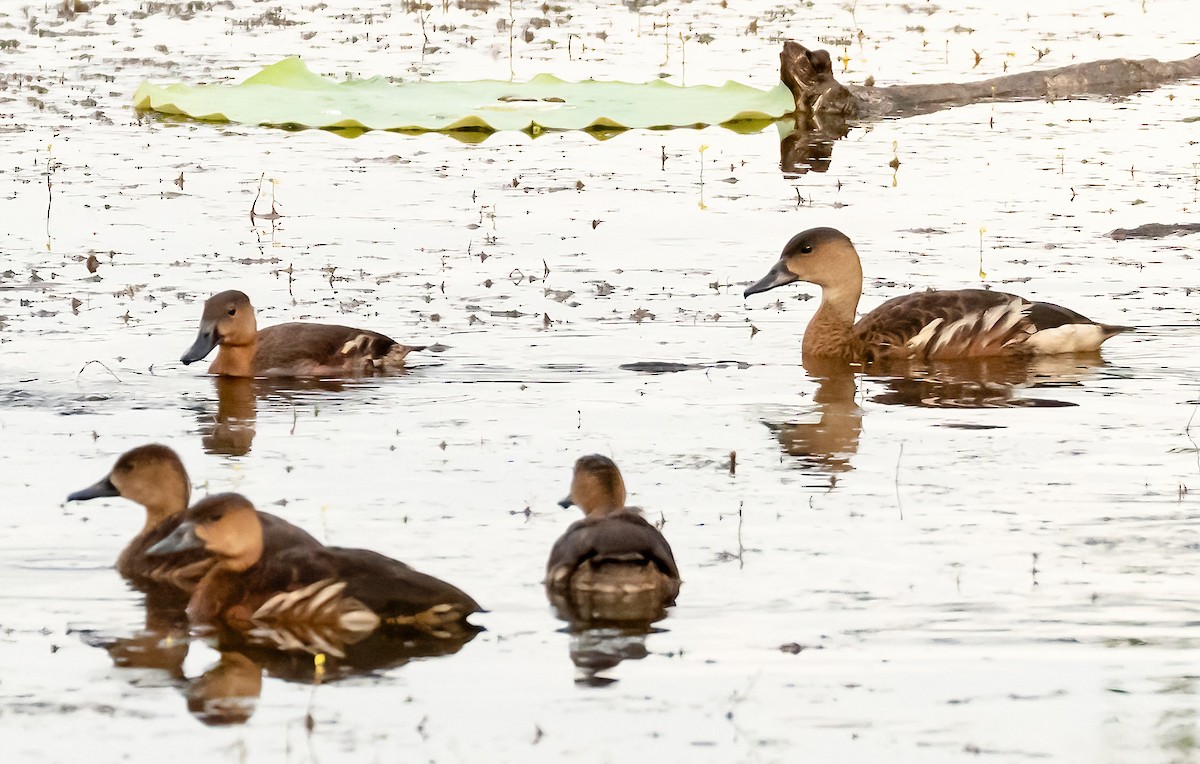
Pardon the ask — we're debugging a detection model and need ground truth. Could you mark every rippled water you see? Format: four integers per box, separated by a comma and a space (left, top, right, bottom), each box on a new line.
2, 0, 1199, 761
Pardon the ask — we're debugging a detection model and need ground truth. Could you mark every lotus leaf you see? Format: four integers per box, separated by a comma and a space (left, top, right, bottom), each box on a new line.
132, 58, 795, 136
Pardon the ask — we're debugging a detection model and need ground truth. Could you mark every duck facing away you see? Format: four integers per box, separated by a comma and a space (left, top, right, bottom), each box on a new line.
67, 445, 322, 593
147, 493, 482, 640
546, 455, 680, 623
744, 228, 1130, 363
181, 290, 426, 378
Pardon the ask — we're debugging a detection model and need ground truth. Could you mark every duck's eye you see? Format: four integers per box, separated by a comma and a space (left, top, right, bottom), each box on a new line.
799, 244, 813, 255
227, 308, 237, 316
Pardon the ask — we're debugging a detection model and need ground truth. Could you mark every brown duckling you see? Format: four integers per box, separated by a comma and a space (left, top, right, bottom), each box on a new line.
181, 290, 426, 378
67, 444, 320, 592
147, 493, 482, 639
546, 455, 681, 617
744, 227, 1130, 363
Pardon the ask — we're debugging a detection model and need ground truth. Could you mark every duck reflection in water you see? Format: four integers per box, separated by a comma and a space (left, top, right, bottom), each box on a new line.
197, 377, 257, 456
766, 355, 864, 476
864, 353, 1104, 409
185, 624, 481, 726
546, 455, 680, 685
81, 598, 481, 726
196, 376, 399, 457
766, 353, 1112, 474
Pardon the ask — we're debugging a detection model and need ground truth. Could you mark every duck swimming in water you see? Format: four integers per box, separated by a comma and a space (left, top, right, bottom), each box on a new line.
67, 444, 320, 592
744, 227, 1130, 363
147, 493, 482, 639
180, 290, 426, 378
546, 455, 680, 623
67, 444, 210, 590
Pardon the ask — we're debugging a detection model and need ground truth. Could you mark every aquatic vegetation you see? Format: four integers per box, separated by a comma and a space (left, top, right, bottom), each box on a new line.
133, 58, 795, 135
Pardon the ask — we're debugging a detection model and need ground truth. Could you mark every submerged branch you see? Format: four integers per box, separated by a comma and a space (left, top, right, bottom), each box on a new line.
780, 40, 1200, 119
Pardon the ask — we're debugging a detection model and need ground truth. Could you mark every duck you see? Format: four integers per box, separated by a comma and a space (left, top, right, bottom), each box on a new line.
66, 444, 320, 592
146, 493, 483, 639
743, 227, 1130, 363
180, 290, 426, 378
545, 455, 681, 621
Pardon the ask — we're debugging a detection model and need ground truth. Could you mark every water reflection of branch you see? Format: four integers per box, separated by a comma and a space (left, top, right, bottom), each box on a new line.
777, 112, 851, 179
1185, 405, 1200, 476
76, 359, 123, 383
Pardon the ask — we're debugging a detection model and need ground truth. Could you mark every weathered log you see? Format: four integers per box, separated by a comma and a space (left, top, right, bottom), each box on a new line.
1108, 223, 1200, 240
780, 40, 1200, 119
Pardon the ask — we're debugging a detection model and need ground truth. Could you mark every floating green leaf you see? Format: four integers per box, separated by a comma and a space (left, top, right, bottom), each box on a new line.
132, 58, 795, 137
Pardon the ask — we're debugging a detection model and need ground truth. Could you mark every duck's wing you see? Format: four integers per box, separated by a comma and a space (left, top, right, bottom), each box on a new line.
546, 512, 680, 585
255, 323, 423, 375
258, 511, 322, 553
322, 547, 482, 623
122, 516, 216, 592
855, 289, 1036, 361
243, 547, 382, 636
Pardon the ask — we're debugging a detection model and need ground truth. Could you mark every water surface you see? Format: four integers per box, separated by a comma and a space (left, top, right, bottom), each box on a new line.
2, 0, 1198, 761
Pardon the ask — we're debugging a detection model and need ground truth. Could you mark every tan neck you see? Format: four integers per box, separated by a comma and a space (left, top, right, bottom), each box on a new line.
802, 284, 862, 359
208, 342, 257, 377
133, 476, 190, 530
588, 502, 626, 518
141, 498, 184, 531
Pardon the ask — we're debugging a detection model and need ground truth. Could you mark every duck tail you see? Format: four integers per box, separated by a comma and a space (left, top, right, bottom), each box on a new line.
379, 343, 426, 368
1098, 323, 1134, 340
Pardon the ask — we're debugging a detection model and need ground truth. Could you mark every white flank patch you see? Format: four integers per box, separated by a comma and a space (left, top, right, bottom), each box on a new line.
1025, 323, 1108, 353
905, 317, 944, 353
929, 314, 977, 354
990, 298, 1028, 335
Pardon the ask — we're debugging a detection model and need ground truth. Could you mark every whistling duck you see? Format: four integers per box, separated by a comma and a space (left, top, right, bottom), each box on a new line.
181, 290, 426, 378
744, 227, 1130, 362
147, 493, 482, 638
67, 444, 319, 592
546, 455, 680, 612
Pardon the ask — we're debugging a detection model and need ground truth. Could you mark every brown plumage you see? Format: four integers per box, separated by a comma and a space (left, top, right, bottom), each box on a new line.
744, 227, 1130, 363
546, 455, 680, 622
67, 444, 212, 591
67, 444, 321, 593
147, 493, 482, 640
180, 290, 426, 378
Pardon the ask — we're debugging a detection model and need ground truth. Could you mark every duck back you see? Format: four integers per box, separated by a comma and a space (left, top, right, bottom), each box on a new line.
254, 323, 422, 376
547, 510, 680, 600
192, 540, 480, 639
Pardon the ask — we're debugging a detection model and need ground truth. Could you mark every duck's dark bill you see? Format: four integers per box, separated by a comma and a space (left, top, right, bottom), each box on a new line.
558, 495, 575, 509
146, 522, 203, 556
181, 325, 219, 365
744, 260, 798, 297
66, 477, 120, 502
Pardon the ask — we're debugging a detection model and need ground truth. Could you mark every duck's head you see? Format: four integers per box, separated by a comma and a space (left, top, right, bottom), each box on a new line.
67, 444, 191, 521
181, 290, 258, 365
147, 493, 264, 572
743, 227, 862, 298
559, 454, 627, 516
